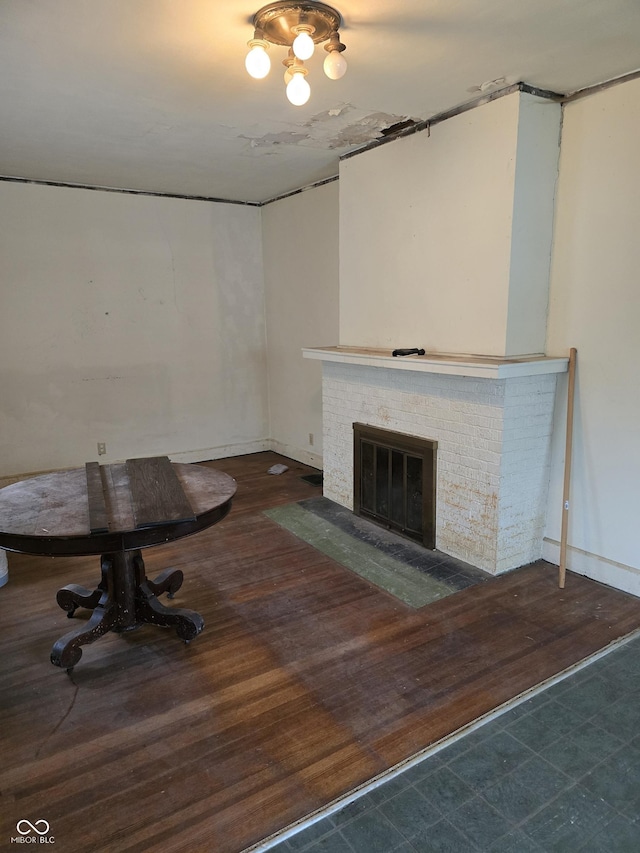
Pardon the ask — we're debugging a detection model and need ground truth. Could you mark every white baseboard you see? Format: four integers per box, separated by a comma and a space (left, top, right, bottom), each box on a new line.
169, 439, 270, 463
267, 439, 323, 471
172, 439, 323, 469
543, 537, 640, 598
2, 439, 318, 481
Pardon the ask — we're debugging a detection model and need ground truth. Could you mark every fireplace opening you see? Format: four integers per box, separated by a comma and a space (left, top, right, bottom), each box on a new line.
353, 423, 437, 549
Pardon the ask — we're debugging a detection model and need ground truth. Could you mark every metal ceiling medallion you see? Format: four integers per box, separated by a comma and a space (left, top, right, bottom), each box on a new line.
252, 2, 341, 46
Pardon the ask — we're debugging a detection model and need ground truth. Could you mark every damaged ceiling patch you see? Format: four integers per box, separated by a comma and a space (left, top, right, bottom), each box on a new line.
327, 112, 417, 149
243, 131, 310, 148
304, 104, 354, 126
240, 108, 417, 155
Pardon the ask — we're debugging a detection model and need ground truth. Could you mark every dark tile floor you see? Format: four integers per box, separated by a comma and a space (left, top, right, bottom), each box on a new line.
265, 632, 640, 852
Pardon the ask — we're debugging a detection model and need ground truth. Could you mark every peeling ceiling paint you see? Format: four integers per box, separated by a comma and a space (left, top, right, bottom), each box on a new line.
244, 107, 412, 154
243, 131, 310, 147
304, 104, 354, 126
326, 111, 414, 149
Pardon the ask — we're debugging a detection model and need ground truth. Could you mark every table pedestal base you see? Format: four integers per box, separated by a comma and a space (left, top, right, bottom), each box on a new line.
50, 550, 204, 669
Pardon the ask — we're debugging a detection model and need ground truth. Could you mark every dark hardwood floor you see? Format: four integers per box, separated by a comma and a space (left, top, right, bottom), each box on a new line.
1, 451, 639, 852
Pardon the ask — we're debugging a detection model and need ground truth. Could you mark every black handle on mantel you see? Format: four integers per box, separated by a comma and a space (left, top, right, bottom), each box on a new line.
392, 348, 426, 357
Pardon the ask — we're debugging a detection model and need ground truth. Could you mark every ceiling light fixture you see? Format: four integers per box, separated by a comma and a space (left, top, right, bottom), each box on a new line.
245, 1, 347, 105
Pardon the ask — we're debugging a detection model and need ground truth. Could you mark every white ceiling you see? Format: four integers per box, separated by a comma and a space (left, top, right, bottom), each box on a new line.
2, 0, 640, 204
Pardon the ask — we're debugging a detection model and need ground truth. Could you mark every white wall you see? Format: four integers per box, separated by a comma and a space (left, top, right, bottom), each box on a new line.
339, 92, 560, 357
544, 77, 640, 594
0, 182, 268, 476
506, 95, 561, 355
262, 182, 339, 466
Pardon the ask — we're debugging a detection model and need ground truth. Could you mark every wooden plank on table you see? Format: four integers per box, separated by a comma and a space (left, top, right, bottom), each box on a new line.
126, 456, 196, 529
85, 462, 109, 533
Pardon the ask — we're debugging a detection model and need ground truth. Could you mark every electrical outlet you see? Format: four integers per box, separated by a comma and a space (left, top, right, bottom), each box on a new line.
309, 433, 314, 446
97, 442, 106, 456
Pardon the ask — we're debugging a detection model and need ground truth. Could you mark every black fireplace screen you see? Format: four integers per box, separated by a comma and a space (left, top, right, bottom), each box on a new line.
353, 423, 436, 548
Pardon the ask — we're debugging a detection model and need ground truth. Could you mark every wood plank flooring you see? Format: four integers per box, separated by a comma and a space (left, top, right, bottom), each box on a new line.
1, 451, 640, 852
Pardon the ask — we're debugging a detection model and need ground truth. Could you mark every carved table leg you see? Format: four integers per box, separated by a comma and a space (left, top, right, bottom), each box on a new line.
145, 566, 184, 600
135, 579, 204, 642
56, 556, 110, 618
50, 591, 118, 670
132, 553, 202, 639
51, 549, 205, 667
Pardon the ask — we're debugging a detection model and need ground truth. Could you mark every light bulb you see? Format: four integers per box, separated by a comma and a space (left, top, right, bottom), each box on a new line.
284, 67, 293, 84
323, 50, 347, 80
245, 43, 270, 79
286, 71, 311, 106
292, 30, 314, 61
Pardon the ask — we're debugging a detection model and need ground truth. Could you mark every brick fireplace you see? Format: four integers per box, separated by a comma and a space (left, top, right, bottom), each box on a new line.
304, 347, 568, 575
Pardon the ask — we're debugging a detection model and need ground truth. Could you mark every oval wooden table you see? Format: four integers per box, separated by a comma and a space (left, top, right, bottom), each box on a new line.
0, 457, 236, 670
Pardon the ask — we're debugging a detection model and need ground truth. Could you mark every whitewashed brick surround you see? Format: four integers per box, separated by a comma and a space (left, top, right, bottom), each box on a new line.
322, 361, 558, 574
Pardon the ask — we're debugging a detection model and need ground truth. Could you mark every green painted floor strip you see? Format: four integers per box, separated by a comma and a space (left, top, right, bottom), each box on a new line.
265, 503, 454, 608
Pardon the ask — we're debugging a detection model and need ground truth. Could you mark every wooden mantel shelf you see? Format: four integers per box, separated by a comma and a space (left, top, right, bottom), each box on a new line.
302, 346, 569, 379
